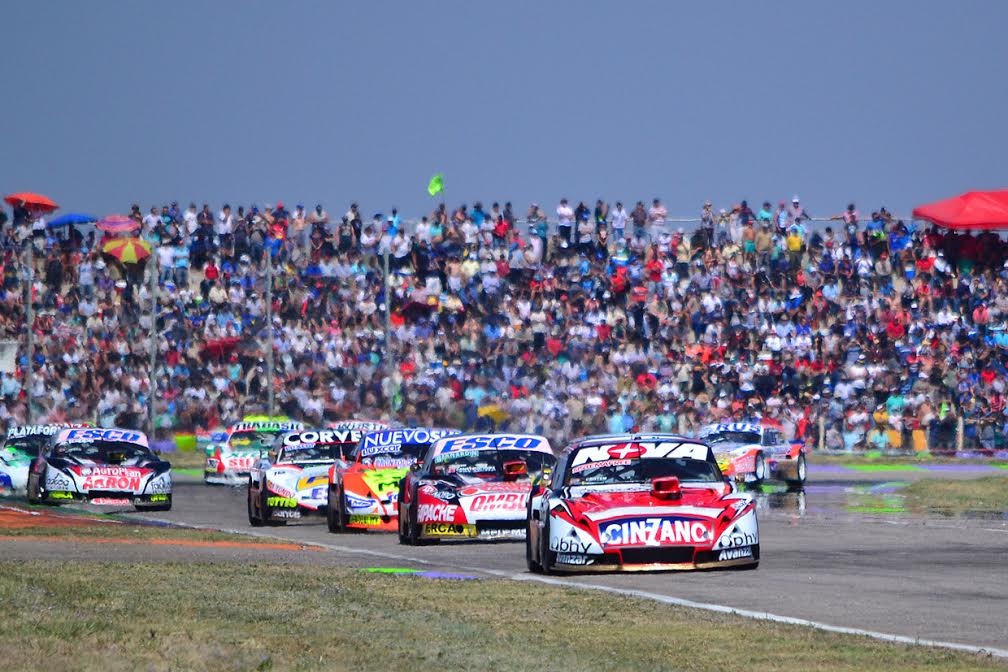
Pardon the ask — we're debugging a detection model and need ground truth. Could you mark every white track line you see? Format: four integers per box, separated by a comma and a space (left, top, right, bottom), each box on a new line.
137, 514, 1008, 660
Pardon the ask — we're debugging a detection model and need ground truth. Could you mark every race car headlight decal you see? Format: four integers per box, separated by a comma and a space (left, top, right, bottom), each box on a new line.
147, 473, 172, 494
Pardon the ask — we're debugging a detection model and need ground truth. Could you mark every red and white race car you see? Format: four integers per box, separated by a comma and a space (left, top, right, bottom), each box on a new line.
697, 421, 806, 489
526, 434, 758, 573
398, 433, 556, 544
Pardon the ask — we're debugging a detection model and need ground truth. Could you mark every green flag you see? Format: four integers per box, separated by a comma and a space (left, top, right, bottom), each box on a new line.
427, 173, 444, 197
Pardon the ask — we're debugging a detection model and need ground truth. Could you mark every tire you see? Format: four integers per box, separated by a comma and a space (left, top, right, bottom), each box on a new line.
407, 499, 421, 546
526, 519, 542, 573
327, 484, 346, 533
540, 516, 555, 575
26, 473, 42, 505
786, 453, 807, 490
248, 485, 264, 526
751, 452, 766, 486
397, 484, 410, 544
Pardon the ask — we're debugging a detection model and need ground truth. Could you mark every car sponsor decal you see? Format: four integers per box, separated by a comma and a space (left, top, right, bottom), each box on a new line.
467, 492, 527, 512
556, 553, 593, 565
272, 509, 301, 519
296, 474, 328, 491
718, 547, 753, 561
550, 536, 592, 554
599, 517, 712, 546
266, 482, 294, 498
701, 422, 763, 436
359, 428, 458, 455
267, 496, 298, 508
45, 473, 71, 490
348, 514, 382, 526
570, 441, 709, 467
58, 428, 148, 447
283, 430, 362, 446
571, 458, 631, 474
458, 482, 526, 496
719, 528, 758, 549
423, 523, 475, 536
434, 434, 548, 456
78, 467, 147, 491
48, 491, 74, 499
225, 456, 257, 471
345, 493, 377, 510
148, 494, 169, 503
7, 423, 90, 439
360, 469, 406, 498
418, 484, 454, 502
232, 421, 303, 432
328, 420, 389, 432
91, 497, 131, 506
417, 503, 458, 523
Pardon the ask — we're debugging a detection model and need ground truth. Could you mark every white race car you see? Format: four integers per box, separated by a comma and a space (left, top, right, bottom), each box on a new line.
1, 423, 91, 496
204, 419, 304, 485
27, 427, 172, 510
246, 428, 364, 525
698, 421, 806, 489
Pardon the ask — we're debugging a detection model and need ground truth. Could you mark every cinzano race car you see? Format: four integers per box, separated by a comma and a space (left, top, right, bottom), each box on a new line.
327, 427, 459, 533
698, 421, 806, 488
205, 418, 304, 485
246, 428, 363, 525
398, 433, 556, 544
27, 428, 172, 510
527, 434, 758, 573
1, 423, 91, 496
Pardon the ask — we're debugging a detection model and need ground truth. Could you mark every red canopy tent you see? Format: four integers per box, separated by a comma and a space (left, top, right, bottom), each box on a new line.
912, 190, 1008, 229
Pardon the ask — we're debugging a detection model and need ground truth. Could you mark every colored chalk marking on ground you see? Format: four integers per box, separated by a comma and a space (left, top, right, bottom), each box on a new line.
361, 567, 419, 574
846, 464, 925, 472
415, 572, 479, 580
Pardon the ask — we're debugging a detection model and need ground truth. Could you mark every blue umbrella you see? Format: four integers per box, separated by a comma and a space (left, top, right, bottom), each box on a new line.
48, 212, 97, 228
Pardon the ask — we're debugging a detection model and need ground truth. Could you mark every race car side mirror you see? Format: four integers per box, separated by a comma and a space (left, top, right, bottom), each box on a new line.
503, 460, 527, 481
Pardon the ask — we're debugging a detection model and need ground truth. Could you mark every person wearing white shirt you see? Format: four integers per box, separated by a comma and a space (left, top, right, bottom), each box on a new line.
142, 207, 160, 233
556, 198, 574, 247
611, 202, 629, 240
183, 203, 199, 242
648, 198, 668, 237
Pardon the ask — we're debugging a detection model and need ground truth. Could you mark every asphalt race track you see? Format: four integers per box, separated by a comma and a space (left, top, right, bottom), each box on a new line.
115, 474, 1008, 653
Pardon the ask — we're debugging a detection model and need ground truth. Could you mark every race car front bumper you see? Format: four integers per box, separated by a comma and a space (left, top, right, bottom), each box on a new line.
418, 520, 526, 541
204, 470, 250, 486
43, 490, 172, 507
550, 544, 760, 572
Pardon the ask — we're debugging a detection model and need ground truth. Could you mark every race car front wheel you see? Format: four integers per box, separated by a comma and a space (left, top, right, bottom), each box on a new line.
26, 473, 42, 505
248, 486, 264, 527
327, 485, 346, 533
751, 452, 766, 486
786, 453, 807, 490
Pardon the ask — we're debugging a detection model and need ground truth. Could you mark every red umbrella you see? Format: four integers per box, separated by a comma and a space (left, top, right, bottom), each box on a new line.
4, 192, 58, 213
912, 190, 1008, 230
97, 214, 140, 234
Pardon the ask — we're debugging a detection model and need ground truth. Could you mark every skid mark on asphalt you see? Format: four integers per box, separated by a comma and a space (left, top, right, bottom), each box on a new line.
142, 514, 1008, 660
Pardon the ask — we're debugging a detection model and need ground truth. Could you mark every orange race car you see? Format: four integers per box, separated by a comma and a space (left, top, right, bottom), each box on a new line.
326, 427, 459, 533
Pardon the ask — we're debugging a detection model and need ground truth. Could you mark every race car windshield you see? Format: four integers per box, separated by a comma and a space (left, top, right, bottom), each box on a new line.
431, 449, 554, 482
705, 431, 760, 445
230, 430, 280, 448
567, 457, 721, 487
50, 441, 155, 466
2, 435, 50, 457
279, 443, 352, 463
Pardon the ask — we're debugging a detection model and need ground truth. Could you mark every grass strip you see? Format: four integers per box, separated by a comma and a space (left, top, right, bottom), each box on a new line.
901, 476, 1008, 515
0, 560, 1001, 672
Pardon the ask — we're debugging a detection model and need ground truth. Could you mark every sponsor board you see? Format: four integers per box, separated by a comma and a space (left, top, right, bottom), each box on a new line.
417, 503, 458, 523
718, 547, 753, 561
599, 517, 712, 546
267, 496, 298, 508
423, 523, 475, 536
556, 553, 593, 566
348, 514, 382, 526
468, 492, 527, 512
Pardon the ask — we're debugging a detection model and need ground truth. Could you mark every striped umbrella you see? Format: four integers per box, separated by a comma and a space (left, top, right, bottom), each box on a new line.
97, 214, 140, 234
102, 237, 152, 264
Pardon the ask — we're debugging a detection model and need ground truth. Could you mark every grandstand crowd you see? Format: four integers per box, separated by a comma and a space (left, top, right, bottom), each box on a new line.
2, 195, 1008, 453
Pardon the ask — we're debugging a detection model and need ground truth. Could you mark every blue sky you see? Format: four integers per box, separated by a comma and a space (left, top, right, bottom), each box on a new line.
2, 1, 1005, 219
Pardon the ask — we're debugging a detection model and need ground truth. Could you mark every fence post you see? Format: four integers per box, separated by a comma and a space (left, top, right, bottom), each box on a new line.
955, 416, 964, 453
817, 415, 825, 452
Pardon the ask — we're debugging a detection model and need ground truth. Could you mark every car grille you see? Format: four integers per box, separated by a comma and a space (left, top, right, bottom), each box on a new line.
618, 547, 696, 565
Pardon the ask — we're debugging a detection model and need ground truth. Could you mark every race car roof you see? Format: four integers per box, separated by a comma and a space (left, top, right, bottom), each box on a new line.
698, 422, 765, 436
282, 429, 365, 446
54, 427, 149, 448
565, 434, 715, 465
359, 427, 459, 452
431, 433, 552, 457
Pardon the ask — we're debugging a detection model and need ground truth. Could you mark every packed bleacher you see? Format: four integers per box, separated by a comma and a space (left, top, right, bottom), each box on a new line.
2, 195, 1007, 453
